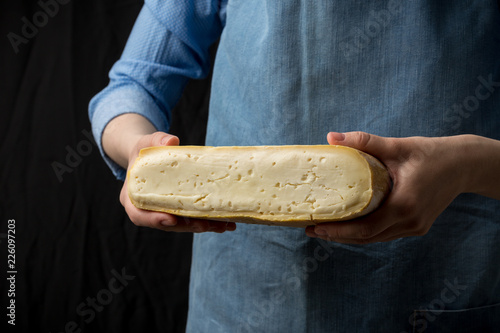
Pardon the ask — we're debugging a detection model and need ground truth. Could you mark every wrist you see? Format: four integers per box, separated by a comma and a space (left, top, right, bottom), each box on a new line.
456, 134, 500, 198
102, 113, 157, 169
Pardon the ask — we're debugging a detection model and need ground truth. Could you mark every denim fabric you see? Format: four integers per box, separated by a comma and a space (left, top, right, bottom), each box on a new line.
89, 1, 500, 332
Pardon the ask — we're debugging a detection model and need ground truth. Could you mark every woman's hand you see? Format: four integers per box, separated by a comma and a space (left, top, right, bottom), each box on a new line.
102, 113, 235, 234
120, 131, 236, 233
305, 131, 478, 244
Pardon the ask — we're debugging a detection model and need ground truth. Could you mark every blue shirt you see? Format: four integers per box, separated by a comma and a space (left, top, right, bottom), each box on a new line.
89, 1, 500, 331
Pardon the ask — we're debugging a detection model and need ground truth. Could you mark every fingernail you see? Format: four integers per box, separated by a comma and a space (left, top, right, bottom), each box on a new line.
160, 219, 176, 227
330, 132, 345, 141
315, 228, 327, 236
161, 135, 179, 146
160, 136, 173, 145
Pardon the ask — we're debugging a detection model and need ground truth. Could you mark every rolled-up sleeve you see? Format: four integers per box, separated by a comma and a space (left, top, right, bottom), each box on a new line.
89, 0, 224, 180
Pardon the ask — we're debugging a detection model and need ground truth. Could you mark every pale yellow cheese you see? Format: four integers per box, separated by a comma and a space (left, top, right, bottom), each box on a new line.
127, 145, 391, 227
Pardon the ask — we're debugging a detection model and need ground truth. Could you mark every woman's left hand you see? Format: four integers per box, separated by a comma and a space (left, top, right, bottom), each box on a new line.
305, 131, 477, 244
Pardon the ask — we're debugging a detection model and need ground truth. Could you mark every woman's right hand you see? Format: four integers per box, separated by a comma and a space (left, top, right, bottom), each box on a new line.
120, 131, 237, 233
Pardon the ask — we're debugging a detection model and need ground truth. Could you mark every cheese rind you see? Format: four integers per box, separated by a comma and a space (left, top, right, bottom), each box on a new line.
127, 145, 391, 227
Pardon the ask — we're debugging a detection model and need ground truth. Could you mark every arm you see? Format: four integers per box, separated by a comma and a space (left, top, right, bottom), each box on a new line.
305, 132, 500, 244
90, 1, 234, 233
463, 135, 500, 200
89, 1, 224, 179
102, 113, 158, 170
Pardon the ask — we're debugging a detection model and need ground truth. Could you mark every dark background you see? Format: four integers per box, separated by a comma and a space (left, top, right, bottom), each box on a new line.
0, 1, 213, 332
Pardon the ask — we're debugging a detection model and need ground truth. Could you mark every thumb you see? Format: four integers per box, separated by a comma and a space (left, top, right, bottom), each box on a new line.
160, 134, 180, 146
327, 131, 391, 159
132, 132, 180, 160
127, 132, 180, 171
147, 132, 180, 147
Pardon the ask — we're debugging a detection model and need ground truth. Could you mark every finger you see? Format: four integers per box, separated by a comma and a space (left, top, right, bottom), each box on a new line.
147, 132, 180, 147
171, 217, 236, 233
327, 131, 395, 161
369, 218, 433, 243
306, 227, 376, 244
306, 189, 407, 240
124, 201, 237, 233
311, 227, 418, 244
309, 236, 380, 245
205, 220, 237, 233
163, 217, 210, 232
123, 194, 178, 229
305, 225, 398, 244
307, 210, 427, 244
121, 184, 236, 233
120, 179, 177, 227
310, 212, 392, 241
156, 218, 236, 233
160, 134, 179, 146
371, 232, 415, 243
199, 219, 236, 233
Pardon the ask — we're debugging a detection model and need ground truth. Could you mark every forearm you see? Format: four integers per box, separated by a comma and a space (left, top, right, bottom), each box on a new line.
102, 113, 157, 169
461, 134, 500, 200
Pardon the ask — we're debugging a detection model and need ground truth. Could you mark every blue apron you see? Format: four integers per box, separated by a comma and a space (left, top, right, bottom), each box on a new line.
187, 1, 500, 332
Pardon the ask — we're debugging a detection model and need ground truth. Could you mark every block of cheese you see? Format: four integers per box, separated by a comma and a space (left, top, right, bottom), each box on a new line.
127, 145, 391, 227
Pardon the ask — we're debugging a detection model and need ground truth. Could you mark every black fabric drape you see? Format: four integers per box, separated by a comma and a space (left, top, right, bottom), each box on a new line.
0, 1, 212, 332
